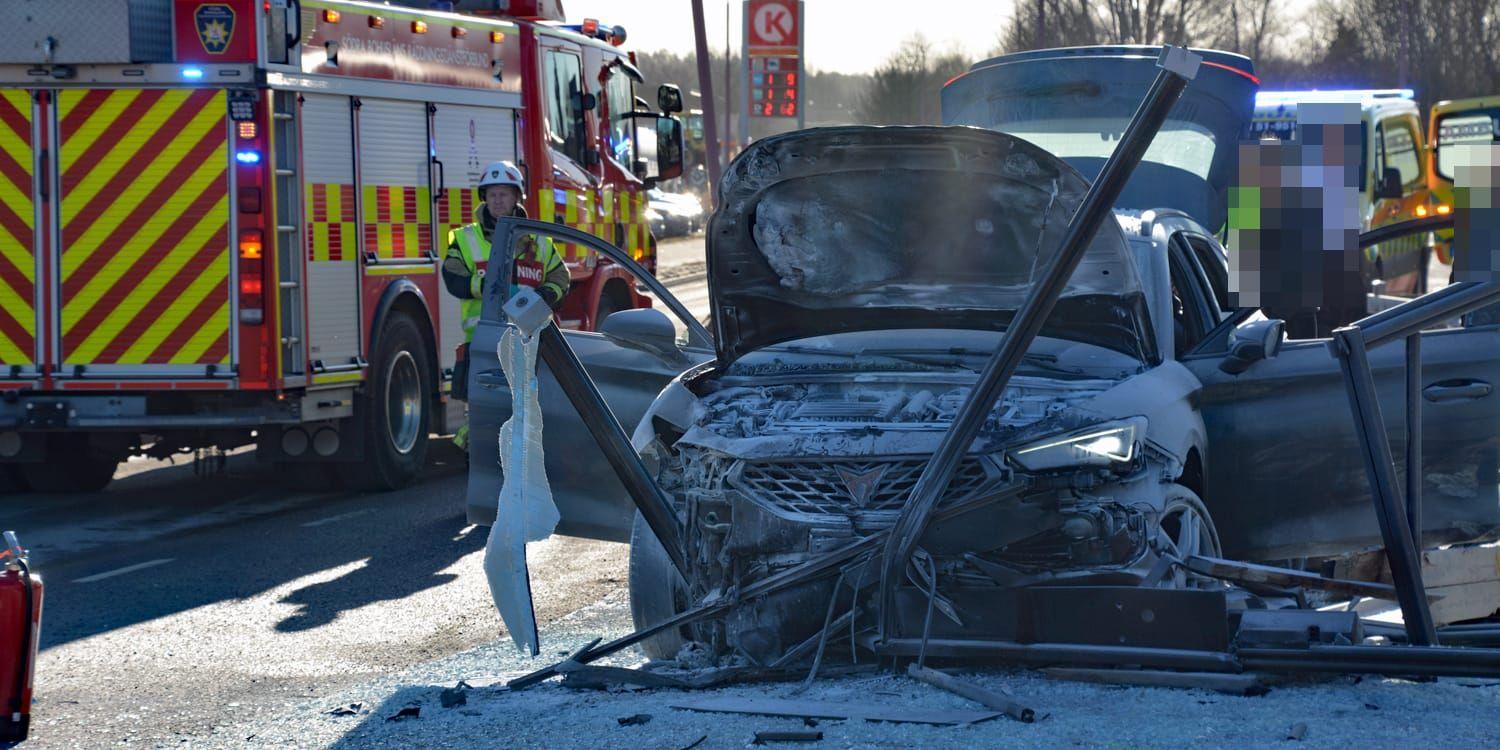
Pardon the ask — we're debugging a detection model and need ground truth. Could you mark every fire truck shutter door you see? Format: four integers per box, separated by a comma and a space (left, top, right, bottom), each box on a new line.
302, 93, 362, 372
430, 103, 518, 373
357, 99, 432, 263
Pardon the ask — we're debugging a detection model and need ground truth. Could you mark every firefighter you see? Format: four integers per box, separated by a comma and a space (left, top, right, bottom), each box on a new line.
443, 160, 569, 449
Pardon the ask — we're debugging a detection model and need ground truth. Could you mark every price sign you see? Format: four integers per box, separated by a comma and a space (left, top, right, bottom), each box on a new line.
751, 58, 799, 118
744, 0, 802, 122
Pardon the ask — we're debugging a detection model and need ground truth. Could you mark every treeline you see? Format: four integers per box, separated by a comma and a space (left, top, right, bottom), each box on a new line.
638, 0, 1500, 129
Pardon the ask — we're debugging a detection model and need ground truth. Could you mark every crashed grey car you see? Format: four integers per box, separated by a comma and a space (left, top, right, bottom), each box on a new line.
465, 123, 1500, 664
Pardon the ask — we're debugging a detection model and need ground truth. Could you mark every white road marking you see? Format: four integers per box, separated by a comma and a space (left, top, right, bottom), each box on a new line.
73, 558, 175, 583
300, 509, 373, 528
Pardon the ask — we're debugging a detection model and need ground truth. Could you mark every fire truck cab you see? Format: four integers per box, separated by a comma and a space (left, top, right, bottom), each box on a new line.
0, 0, 684, 492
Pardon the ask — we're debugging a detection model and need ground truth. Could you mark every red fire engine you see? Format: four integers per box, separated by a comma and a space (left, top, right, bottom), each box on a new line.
0, 0, 685, 492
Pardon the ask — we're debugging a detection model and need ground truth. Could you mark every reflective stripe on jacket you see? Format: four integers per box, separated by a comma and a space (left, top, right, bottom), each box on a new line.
442, 223, 568, 339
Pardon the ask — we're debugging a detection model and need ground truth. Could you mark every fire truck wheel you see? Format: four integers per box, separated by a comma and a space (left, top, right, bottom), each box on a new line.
339, 313, 432, 491
627, 511, 691, 661
19, 434, 118, 493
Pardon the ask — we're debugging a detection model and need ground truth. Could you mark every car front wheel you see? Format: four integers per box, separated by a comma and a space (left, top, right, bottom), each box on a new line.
627, 511, 691, 661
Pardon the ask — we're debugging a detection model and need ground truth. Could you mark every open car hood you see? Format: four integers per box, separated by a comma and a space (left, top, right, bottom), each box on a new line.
942, 46, 1257, 232
707, 126, 1152, 366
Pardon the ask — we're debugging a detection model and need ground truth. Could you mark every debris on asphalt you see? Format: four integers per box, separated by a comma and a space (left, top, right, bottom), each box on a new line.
1042, 667, 1275, 696
325, 702, 363, 717
671, 696, 1001, 725
906, 663, 1037, 723
753, 729, 824, 743
1286, 722, 1309, 741
616, 713, 653, 726
679, 735, 708, 750
439, 681, 471, 708
386, 705, 421, 722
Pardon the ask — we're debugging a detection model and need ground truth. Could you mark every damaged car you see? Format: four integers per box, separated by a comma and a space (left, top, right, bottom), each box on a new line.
466, 50, 1500, 666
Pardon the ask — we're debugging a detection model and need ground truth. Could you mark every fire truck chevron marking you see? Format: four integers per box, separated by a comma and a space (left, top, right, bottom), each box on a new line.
0, 89, 32, 366
56, 88, 230, 367
61, 92, 218, 244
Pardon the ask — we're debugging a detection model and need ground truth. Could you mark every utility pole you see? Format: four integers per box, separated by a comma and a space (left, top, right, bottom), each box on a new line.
723, 1, 732, 167
691, 0, 723, 206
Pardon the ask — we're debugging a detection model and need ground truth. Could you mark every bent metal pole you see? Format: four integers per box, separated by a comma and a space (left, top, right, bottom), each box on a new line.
875, 46, 1203, 639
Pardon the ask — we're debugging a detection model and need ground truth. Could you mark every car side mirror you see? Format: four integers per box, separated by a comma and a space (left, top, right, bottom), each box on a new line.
1220, 317, 1285, 374
1375, 167, 1403, 200
657, 83, 683, 114
571, 91, 597, 113
598, 308, 679, 356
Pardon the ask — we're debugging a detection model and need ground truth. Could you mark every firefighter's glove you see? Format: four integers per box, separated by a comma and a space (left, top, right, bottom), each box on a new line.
538, 286, 562, 310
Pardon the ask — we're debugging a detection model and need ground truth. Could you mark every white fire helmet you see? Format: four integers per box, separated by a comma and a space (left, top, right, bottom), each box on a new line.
478, 160, 525, 196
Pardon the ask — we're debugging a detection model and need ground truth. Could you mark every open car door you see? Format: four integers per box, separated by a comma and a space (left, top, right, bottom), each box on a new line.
1190, 219, 1500, 561
464, 219, 714, 541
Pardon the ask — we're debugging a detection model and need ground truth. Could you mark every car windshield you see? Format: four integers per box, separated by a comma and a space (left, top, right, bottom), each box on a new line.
1002, 119, 1218, 180
1435, 107, 1500, 181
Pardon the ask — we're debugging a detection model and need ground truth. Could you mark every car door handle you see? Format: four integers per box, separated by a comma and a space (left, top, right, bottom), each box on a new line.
477, 371, 506, 390
1423, 380, 1493, 402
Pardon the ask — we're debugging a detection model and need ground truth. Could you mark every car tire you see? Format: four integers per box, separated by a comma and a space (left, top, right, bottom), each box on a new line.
336, 312, 433, 491
1160, 484, 1222, 586
628, 511, 690, 661
19, 433, 118, 493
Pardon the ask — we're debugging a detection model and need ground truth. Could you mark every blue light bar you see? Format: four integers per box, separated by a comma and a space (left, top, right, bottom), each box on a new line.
235, 150, 261, 164
1255, 89, 1415, 106
183, 67, 205, 80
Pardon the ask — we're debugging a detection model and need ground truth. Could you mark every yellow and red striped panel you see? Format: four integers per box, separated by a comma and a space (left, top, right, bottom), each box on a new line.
306, 182, 357, 261
0, 90, 34, 367
56, 88, 230, 367
536, 187, 652, 264
361, 184, 432, 259
435, 185, 478, 251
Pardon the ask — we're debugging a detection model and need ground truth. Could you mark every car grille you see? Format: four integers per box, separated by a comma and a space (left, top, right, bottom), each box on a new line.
729, 456, 996, 521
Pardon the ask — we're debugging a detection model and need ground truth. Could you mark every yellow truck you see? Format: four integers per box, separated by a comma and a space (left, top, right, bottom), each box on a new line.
1252, 89, 1439, 308
1428, 95, 1500, 269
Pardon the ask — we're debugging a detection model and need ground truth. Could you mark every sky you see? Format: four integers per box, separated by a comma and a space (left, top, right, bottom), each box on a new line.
563, 0, 1325, 75
564, 0, 1017, 74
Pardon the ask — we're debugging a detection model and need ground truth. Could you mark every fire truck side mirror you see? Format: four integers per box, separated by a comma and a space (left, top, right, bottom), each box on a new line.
654, 116, 684, 181
657, 84, 684, 114
572, 91, 597, 113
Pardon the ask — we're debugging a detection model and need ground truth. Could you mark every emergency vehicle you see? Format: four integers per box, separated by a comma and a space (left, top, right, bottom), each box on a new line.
1428, 94, 1498, 266
1250, 89, 1442, 308
0, 0, 684, 492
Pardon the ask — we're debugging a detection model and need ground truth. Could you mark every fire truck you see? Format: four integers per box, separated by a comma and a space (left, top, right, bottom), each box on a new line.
0, 0, 685, 492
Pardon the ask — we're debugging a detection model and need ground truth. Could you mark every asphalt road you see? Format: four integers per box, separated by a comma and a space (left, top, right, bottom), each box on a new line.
1, 242, 714, 749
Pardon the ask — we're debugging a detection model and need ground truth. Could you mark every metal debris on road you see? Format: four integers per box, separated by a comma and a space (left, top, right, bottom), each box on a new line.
1286, 722, 1309, 741
1042, 667, 1275, 696
753, 729, 824, 743
439, 682, 471, 708
906, 664, 1037, 723
617, 713, 653, 726
672, 696, 1001, 726
325, 703, 363, 717
386, 706, 421, 722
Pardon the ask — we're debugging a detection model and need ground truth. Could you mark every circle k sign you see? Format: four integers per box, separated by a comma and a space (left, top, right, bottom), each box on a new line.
748, 0, 798, 48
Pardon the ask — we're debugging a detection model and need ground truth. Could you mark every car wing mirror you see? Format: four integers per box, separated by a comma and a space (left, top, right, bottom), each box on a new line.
598, 308, 681, 357
1375, 167, 1403, 200
1220, 316, 1286, 374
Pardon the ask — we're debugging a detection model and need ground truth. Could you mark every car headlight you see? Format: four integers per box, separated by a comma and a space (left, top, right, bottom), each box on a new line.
1007, 418, 1145, 473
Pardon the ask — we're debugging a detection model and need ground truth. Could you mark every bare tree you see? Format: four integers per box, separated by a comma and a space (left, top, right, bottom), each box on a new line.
857, 35, 970, 125
995, 0, 1213, 55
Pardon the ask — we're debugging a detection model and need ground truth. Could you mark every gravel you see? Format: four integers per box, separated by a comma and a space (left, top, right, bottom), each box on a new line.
213, 591, 1500, 750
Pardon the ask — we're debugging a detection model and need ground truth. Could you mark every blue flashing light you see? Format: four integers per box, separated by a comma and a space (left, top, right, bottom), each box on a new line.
183, 67, 205, 80
235, 150, 262, 164
1255, 88, 1415, 107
